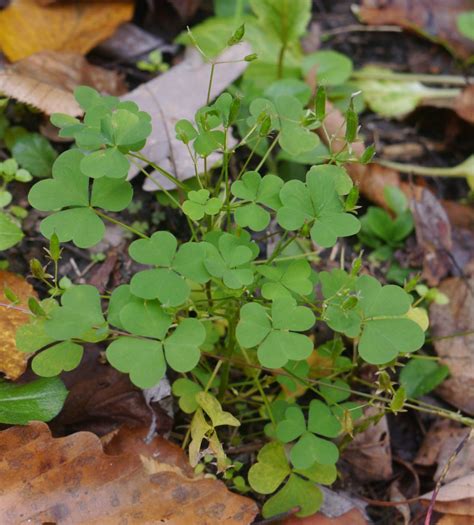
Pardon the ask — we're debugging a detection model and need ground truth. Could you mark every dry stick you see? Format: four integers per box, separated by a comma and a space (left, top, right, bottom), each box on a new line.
424, 428, 474, 525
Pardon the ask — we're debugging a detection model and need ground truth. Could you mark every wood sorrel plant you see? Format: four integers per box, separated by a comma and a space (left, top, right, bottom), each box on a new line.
18, 33, 432, 519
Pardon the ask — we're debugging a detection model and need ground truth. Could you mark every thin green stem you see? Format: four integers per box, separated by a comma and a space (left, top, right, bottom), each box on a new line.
93, 209, 149, 239
128, 152, 187, 190
255, 133, 280, 172
351, 70, 474, 86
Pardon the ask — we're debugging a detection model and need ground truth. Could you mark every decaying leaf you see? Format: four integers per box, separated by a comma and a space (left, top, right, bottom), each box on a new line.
410, 187, 453, 285
430, 276, 474, 416
0, 270, 36, 380
0, 421, 258, 524
342, 406, 393, 481
122, 44, 250, 190
0, 0, 134, 62
358, 0, 474, 60
415, 419, 474, 483
0, 51, 127, 116
421, 473, 474, 517
284, 509, 368, 524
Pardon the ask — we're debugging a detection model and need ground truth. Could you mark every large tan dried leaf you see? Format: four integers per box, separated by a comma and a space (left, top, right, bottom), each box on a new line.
0, 0, 134, 62
0, 422, 258, 524
358, 0, 474, 60
421, 474, 474, 516
429, 276, 474, 415
0, 270, 36, 380
0, 51, 127, 116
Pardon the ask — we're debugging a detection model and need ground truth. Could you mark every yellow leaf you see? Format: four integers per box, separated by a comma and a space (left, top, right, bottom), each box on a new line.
0, 0, 134, 62
0, 270, 36, 380
406, 306, 430, 332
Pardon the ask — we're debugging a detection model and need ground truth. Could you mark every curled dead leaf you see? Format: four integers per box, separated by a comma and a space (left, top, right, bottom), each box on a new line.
0, 51, 127, 116
421, 473, 474, 517
0, 0, 134, 62
430, 276, 474, 416
358, 0, 474, 60
0, 421, 258, 524
0, 270, 36, 380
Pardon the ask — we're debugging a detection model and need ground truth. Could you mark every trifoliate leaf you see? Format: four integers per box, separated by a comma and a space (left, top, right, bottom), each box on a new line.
258, 259, 314, 300
248, 442, 291, 495
32, 341, 83, 377
106, 337, 166, 389
182, 189, 222, 221
290, 431, 339, 468
236, 298, 315, 368
0, 212, 23, 250
130, 268, 190, 307
307, 399, 342, 438
129, 231, 177, 266
11, 132, 57, 178
173, 242, 211, 284
277, 168, 360, 247
80, 147, 130, 179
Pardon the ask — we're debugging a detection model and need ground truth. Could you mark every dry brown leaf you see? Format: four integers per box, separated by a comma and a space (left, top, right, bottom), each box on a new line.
342, 406, 393, 481
421, 474, 474, 516
283, 508, 368, 524
454, 85, 474, 124
0, 0, 134, 62
410, 187, 453, 285
358, 0, 474, 60
415, 420, 474, 483
0, 51, 127, 116
0, 270, 36, 380
430, 276, 474, 416
438, 515, 474, 525
0, 421, 258, 524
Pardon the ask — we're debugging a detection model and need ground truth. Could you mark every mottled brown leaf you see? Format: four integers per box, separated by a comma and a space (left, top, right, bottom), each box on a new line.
0, 270, 36, 380
0, 421, 258, 524
0, 51, 127, 116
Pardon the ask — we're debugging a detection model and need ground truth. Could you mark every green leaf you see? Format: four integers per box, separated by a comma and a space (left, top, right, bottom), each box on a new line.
183, 189, 222, 221
32, 341, 83, 377
164, 318, 206, 373
277, 168, 360, 247
90, 177, 133, 211
119, 298, 171, 339
307, 399, 342, 438
107, 284, 132, 329
175, 119, 198, 144
248, 442, 291, 494
276, 406, 306, 442
265, 78, 312, 105
80, 147, 130, 179
74, 86, 103, 111
45, 285, 106, 341
0, 212, 23, 250
129, 231, 177, 266
173, 242, 211, 284
302, 50, 353, 86
259, 259, 314, 300
250, 0, 311, 46
107, 109, 152, 147
172, 378, 203, 413
106, 337, 166, 388
400, 358, 449, 398
295, 462, 337, 485
130, 268, 190, 307
262, 473, 323, 519
290, 431, 339, 468
11, 133, 57, 178
237, 298, 314, 368
458, 11, 474, 40
40, 207, 105, 248
0, 377, 68, 425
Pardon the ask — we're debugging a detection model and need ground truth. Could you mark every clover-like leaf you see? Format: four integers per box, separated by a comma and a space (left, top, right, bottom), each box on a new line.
32, 341, 83, 377
44, 285, 106, 341
29, 149, 132, 247
172, 378, 203, 413
196, 391, 240, 427
106, 337, 166, 389
231, 172, 283, 231
182, 189, 222, 221
173, 242, 211, 284
236, 298, 315, 368
248, 442, 291, 495
356, 275, 425, 364
277, 168, 360, 247
262, 473, 323, 519
258, 259, 314, 300
80, 147, 129, 179
204, 232, 258, 289
164, 318, 206, 373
